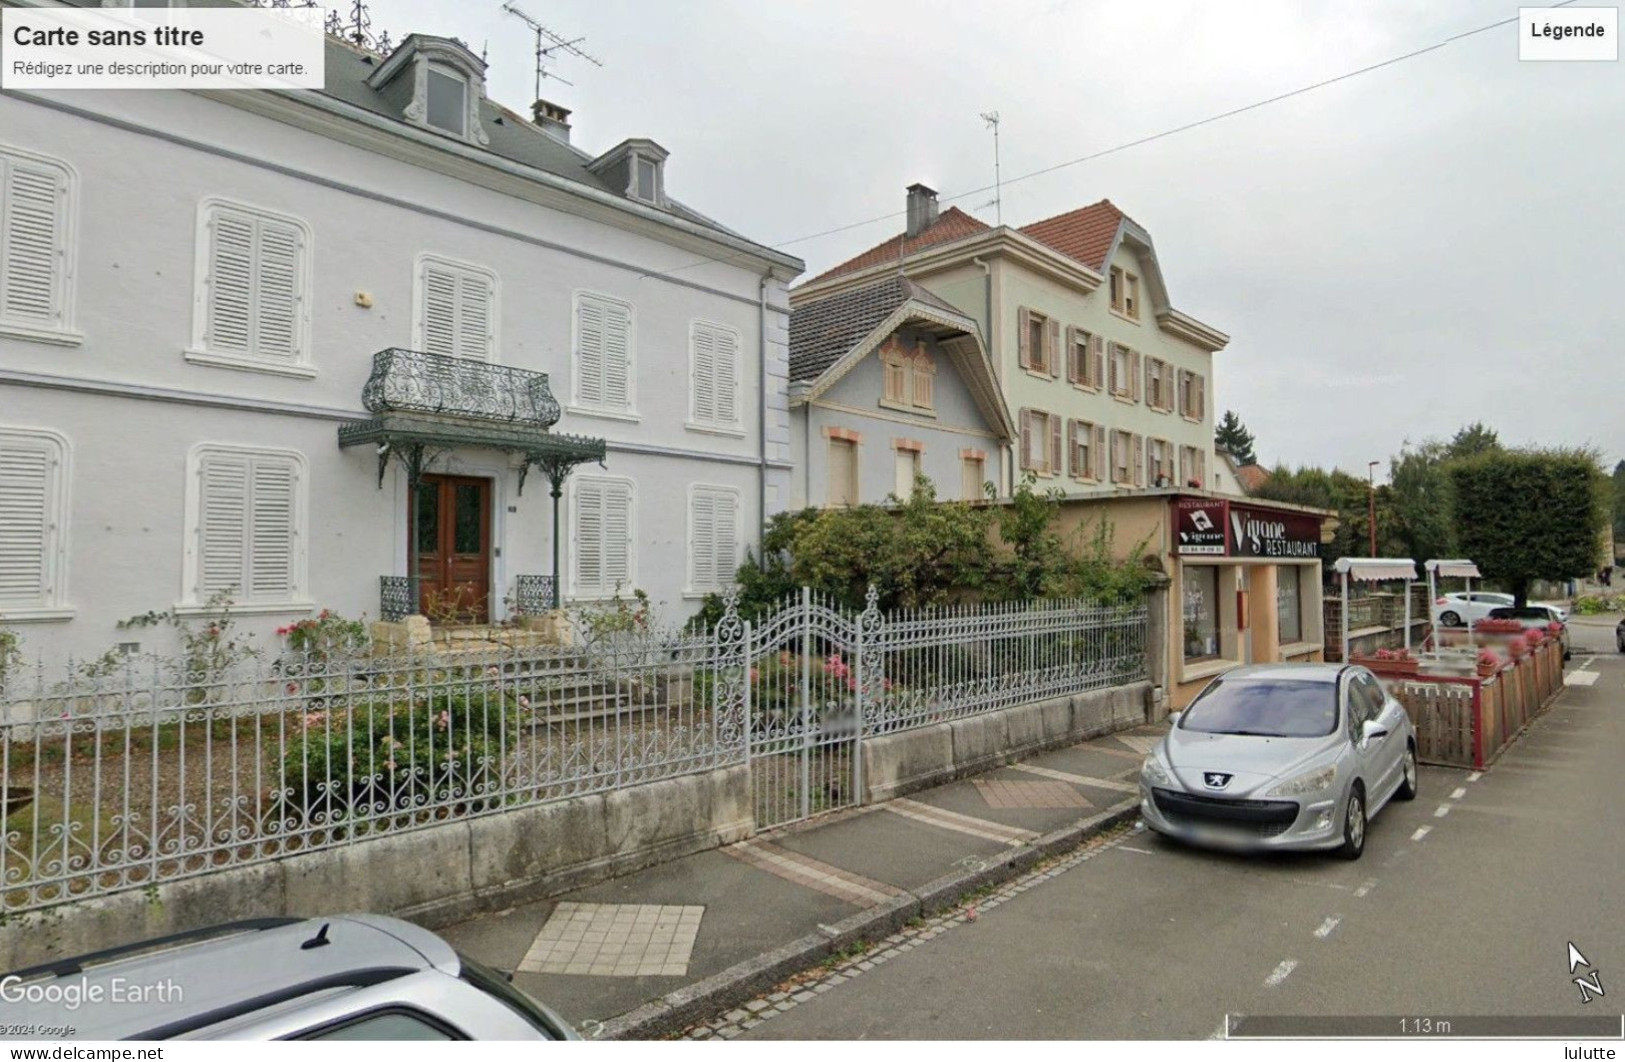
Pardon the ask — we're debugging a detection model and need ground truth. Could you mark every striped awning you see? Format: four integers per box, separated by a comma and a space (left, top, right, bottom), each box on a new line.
1424, 559, 1481, 579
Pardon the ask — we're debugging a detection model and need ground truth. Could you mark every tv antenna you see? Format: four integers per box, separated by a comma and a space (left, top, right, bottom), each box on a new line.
979, 110, 1003, 225
501, 2, 602, 96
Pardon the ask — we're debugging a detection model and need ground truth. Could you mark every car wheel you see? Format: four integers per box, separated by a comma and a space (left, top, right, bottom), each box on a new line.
1440, 611, 1461, 627
1338, 785, 1366, 861
1396, 744, 1418, 801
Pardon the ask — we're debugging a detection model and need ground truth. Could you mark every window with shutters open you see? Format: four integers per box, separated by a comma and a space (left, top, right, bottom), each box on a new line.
0, 147, 78, 345
0, 428, 71, 618
689, 320, 741, 432
688, 486, 740, 595
571, 476, 635, 599
572, 292, 635, 417
414, 254, 497, 361
189, 199, 312, 377
186, 446, 306, 608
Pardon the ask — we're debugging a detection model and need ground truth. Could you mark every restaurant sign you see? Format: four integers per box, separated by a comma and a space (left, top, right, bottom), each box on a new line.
1175, 497, 1321, 558
1229, 505, 1321, 559
1175, 498, 1228, 555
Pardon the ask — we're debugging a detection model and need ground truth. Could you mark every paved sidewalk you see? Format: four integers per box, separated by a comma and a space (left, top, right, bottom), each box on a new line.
439, 721, 1165, 1036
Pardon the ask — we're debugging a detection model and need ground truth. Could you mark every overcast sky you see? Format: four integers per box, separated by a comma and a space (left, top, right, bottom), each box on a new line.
373, 0, 1624, 479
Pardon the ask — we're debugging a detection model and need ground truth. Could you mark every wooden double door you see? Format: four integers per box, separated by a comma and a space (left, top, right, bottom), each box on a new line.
412, 474, 492, 624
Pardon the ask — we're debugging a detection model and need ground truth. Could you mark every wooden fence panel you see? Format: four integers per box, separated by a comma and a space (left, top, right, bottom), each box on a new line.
1395, 681, 1475, 769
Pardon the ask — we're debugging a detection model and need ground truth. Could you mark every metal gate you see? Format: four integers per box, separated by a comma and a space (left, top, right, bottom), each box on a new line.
745, 588, 863, 829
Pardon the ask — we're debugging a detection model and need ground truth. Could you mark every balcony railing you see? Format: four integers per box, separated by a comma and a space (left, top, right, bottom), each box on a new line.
360, 348, 562, 427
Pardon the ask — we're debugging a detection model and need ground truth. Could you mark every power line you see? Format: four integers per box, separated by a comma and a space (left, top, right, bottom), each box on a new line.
640, 3, 1570, 282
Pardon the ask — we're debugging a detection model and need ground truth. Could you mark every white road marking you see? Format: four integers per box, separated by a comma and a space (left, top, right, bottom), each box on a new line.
1467, 772, 1482, 783
1450, 787, 1467, 800
1412, 825, 1432, 841
1314, 916, 1341, 939
1264, 959, 1298, 987
1011, 762, 1138, 793
1119, 846, 1156, 855
1354, 879, 1377, 898
1209, 1018, 1228, 1040
1434, 805, 1451, 818
1565, 672, 1600, 687
1581, 656, 1597, 668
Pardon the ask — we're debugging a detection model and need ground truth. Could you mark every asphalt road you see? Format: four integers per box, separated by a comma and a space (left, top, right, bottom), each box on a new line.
746, 622, 1625, 1040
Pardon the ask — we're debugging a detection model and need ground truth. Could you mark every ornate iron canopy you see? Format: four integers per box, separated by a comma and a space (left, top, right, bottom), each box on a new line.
337, 348, 606, 490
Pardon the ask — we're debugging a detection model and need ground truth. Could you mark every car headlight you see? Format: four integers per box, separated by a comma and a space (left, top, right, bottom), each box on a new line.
1141, 756, 1171, 786
1267, 764, 1336, 798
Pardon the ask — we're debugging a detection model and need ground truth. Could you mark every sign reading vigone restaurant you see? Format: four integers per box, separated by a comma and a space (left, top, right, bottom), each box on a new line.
1175, 498, 1228, 555
1228, 505, 1321, 559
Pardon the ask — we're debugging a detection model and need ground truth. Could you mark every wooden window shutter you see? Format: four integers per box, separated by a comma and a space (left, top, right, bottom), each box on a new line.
713, 327, 738, 425
1196, 373, 1207, 420
602, 301, 632, 410
0, 437, 53, 607
1018, 410, 1033, 471
1016, 307, 1032, 370
576, 297, 606, 407
1132, 434, 1145, 487
691, 489, 717, 590
1045, 317, 1061, 377
204, 209, 255, 355
604, 482, 633, 590
198, 452, 250, 598
692, 324, 717, 423
1065, 326, 1079, 383
1092, 424, 1106, 481
247, 457, 295, 599
1048, 413, 1062, 474
254, 219, 301, 360
420, 263, 459, 359
1065, 419, 1077, 475
0, 154, 69, 332
1130, 349, 1143, 402
573, 479, 604, 594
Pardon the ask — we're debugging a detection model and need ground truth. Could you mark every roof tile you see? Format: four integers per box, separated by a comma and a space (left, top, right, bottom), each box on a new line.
1016, 200, 1127, 273
802, 207, 990, 285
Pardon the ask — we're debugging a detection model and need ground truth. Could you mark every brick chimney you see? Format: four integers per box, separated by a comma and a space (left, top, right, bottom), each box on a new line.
531, 99, 572, 144
905, 183, 939, 238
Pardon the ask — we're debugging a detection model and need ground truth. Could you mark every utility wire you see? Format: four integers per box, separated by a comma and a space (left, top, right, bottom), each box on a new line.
642, 3, 1571, 283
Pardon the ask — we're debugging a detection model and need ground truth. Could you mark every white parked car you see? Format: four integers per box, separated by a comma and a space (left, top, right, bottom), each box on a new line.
1434, 592, 1566, 627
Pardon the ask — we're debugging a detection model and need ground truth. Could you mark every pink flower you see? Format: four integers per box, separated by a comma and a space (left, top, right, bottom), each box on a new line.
435, 710, 451, 731
301, 710, 327, 730
517, 695, 531, 709
778, 651, 793, 667
749, 667, 760, 683
486, 667, 501, 679
285, 682, 299, 694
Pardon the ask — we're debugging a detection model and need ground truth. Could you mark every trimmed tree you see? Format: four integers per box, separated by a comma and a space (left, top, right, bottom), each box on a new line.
1214, 410, 1258, 466
1448, 449, 1609, 606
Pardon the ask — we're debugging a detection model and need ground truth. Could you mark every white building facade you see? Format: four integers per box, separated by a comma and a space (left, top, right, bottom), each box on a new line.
0, 33, 801, 665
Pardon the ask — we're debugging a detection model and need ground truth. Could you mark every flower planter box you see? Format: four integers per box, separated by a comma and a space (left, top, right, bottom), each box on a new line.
1352, 655, 1419, 677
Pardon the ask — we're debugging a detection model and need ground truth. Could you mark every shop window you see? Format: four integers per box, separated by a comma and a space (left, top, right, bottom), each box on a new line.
1182, 565, 1221, 663
1278, 565, 1304, 644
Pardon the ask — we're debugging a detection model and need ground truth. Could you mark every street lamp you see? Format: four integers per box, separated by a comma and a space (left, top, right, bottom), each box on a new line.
1367, 461, 1380, 558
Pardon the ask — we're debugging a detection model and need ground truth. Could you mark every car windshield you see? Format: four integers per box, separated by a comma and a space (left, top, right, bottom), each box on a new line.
1180, 677, 1337, 738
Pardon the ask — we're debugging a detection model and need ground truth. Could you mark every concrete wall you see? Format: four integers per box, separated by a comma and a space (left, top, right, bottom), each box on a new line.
862, 681, 1152, 802
0, 90, 792, 664
0, 765, 753, 973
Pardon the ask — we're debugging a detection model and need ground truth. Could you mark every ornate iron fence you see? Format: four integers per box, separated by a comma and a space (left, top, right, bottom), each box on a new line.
379, 575, 421, 622
0, 589, 1146, 914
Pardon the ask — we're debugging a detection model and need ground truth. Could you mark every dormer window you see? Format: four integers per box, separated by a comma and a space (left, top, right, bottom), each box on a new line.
425, 67, 467, 137
588, 139, 671, 209
367, 35, 490, 148
633, 156, 659, 204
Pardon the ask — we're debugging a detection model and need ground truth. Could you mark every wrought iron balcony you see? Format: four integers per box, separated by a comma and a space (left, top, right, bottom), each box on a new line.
360, 348, 562, 428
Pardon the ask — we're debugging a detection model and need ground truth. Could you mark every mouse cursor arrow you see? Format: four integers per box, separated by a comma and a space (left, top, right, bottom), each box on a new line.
1570, 943, 1590, 974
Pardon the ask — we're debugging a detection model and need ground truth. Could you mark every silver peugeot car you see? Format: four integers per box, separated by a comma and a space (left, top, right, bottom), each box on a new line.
1140, 663, 1417, 859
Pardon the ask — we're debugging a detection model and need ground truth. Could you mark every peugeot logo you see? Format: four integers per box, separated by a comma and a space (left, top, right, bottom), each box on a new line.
1203, 772, 1232, 789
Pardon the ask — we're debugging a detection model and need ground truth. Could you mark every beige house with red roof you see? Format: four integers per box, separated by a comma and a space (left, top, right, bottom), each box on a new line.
792, 184, 1228, 500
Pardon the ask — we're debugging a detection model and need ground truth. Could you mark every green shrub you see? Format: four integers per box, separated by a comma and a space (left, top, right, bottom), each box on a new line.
277, 685, 521, 821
